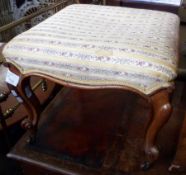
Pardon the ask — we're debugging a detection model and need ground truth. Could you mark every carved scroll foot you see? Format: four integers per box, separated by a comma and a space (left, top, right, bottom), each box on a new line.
142, 90, 172, 169
21, 118, 37, 144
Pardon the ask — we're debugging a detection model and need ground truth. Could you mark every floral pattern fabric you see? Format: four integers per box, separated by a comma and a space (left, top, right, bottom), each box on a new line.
2, 4, 180, 94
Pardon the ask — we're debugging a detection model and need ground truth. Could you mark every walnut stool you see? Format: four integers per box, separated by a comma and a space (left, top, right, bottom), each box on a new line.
2, 4, 180, 170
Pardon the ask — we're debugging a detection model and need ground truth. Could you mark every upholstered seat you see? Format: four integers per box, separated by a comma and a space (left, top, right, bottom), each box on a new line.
0, 43, 9, 93
2, 4, 179, 95
0, 65, 9, 93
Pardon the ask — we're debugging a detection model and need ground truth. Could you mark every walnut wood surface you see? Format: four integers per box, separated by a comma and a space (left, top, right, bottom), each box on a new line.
145, 90, 172, 162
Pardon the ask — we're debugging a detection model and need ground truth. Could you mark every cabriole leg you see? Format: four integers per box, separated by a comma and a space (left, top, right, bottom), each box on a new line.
142, 90, 172, 169
7, 73, 41, 143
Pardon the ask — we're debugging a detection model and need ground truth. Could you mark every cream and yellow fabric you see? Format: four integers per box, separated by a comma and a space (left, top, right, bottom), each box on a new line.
0, 43, 8, 92
0, 65, 9, 93
2, 4, 180, 94
0, 43, 5, 63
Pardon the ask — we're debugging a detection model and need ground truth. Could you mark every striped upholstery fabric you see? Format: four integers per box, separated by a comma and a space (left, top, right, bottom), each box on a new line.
0, 43, 5, 63
2, 4, 180, 94
0, 65, 8, 92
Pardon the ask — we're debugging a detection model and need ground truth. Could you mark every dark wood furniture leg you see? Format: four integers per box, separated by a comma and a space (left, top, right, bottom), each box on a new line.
20, 77, 41, 143
0, 92, 11, 149
142, 89, 172, 169
5, 63, 62, 143
168, 71, 186, 172
18, 77, 62, 143
6, 72, 41, 143
169, 112, 186, 172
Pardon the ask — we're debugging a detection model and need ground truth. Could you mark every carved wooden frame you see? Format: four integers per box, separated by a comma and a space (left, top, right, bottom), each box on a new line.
4, 61, 175, 170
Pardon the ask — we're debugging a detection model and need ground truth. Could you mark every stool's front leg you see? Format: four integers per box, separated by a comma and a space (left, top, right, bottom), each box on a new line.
5, 64, 41, 143
143, 89, 172, 169
20, 76, 41, 143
